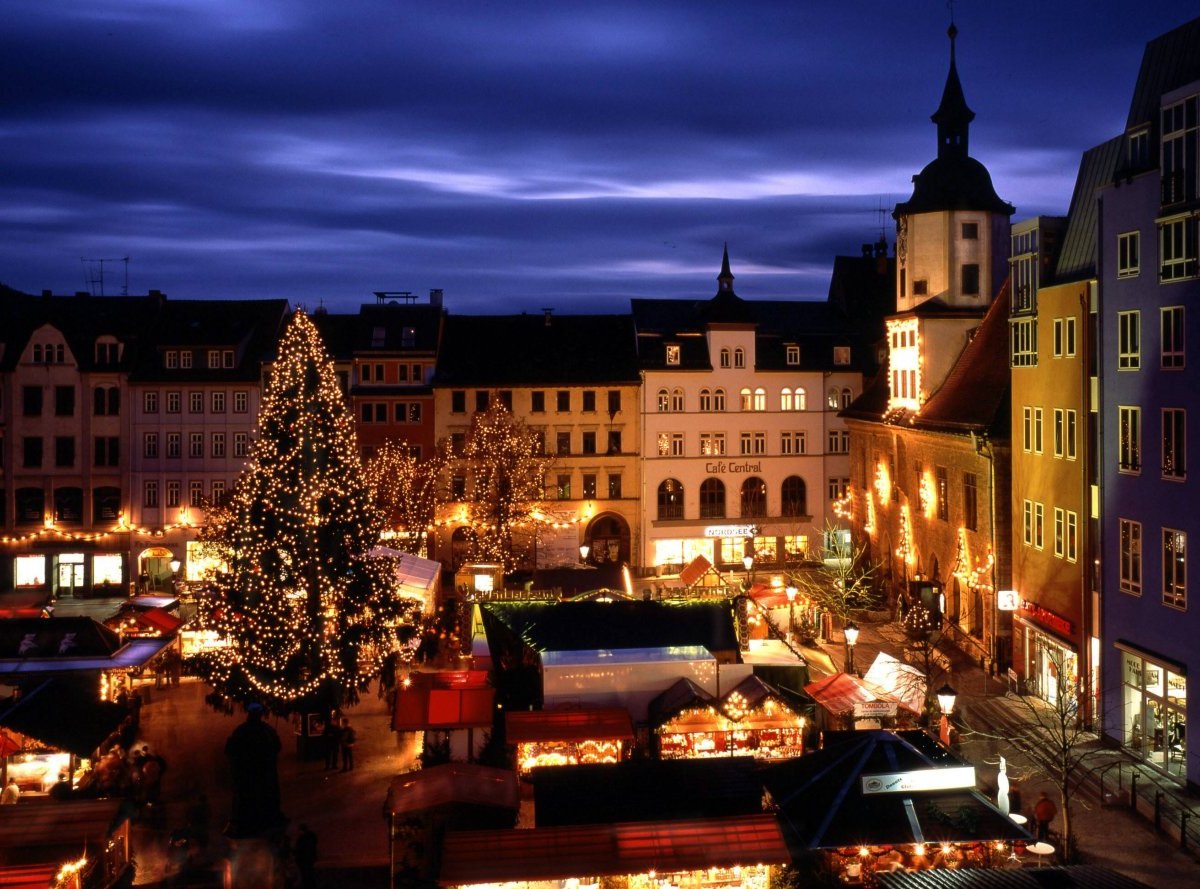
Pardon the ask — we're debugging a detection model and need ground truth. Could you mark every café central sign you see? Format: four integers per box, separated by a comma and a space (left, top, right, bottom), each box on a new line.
704, 460, 763, 474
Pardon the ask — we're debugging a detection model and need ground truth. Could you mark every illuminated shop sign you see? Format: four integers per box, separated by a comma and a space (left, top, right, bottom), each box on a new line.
861, 766, 976, 795
704, 525, 760, 539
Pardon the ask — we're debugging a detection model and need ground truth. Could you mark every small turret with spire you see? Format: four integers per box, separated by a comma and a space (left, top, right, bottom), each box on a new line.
717, 242, 735, 293
932, 23, 975, 162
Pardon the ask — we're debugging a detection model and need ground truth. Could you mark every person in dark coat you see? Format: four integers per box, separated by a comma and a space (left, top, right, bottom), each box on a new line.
322, 713, 340, 771
224, 703, 285, 838
294, 823, 318, 889
339, 717, 356, 772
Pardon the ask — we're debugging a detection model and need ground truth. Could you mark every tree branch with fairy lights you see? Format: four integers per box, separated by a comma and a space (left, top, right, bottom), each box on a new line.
458, 402, 553, 571
364, 439, 450, 557
195, 309, 409, 714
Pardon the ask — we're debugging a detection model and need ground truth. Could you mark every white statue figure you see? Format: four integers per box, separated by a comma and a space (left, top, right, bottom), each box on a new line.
997, 754, 1011, 816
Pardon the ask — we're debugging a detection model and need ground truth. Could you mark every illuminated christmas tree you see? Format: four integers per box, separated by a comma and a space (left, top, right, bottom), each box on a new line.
198, 309, 403, 713
364, 439, 450, 556
460, 402, 551, 571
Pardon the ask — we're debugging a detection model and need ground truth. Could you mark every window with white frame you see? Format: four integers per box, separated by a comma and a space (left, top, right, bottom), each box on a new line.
1022, 406, 1032, 452
1033, 407, 1043, 454
1118, 231, 1140, 277
1163, 528, 1187, 609
669, 433, 684, 456
1054, 507, 1066, 558
1066, 510, 1078, 562
828, 477, 850, 500
166, 480, 181, 508
166, 432, 181, 459
699, 389, 713, 411
781, 431, 807, 455
144, 480, 158, 508
211, 432, 225, 459
1023, 499, 1034, 546
733, 348, 745, 368
189, 432, 203, 458
1054, 409, 1065, 458
1118, 310, 1140, 369
189, 392, 203, 413
833, 346, 850, 365
670, 388, 684, 412
1053, 317, 1077, 358
719, 348, 730, 368
1160, 216, 1198, 281
234, 432, 249, 458
700, 432, 726, 456
713, 388, 726, 411
165, 350, 178, 369
657, 389, 670, 412
827, 430, 849, 453
1163, 407, 1186, 480
1161, 306, 1185, 369
786, 345, 800, 365
166, 391, 181, 413
1120, 519, 1142, 594
190, 481, 204, 508
143, 432, 158, 459
1034, 502, 1044, 549
1011, 318, 1037, 367
208, 350, 221, 369
1119, 405, 1142, 472
180, 351, 192, 369
211, 391, 225, 413
144, 391, 158, 413
665, 345, 680, 365
1066, 409, 1077, 460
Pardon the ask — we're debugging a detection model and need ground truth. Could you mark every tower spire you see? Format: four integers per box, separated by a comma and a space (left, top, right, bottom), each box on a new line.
718, 242, 734, 293
931, 22, 975, 161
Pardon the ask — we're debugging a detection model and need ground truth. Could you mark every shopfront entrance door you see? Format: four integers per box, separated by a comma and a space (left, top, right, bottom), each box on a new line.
57, 561, 85, 598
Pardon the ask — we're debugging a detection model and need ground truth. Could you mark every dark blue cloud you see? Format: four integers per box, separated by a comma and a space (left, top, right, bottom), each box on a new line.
0, 1, 1192, 313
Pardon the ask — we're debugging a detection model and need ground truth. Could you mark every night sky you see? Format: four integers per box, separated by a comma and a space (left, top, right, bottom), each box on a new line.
1, 1, 1191, 315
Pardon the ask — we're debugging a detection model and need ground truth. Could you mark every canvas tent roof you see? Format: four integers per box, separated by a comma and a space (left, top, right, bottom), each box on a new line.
0, 678, 127, 756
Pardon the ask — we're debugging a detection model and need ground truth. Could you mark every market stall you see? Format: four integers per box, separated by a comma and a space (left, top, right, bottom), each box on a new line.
506, 707, 634, 775
653, 675, 806, 760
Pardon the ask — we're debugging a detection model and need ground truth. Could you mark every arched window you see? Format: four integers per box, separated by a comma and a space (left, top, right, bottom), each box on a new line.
781, 388, 793, 411
734, 348, 746, 368
827, 388, 840, 409
93, 486, 121, 523
720, 348, 731, 368
94, 386, 120, 416
740, 388, 753, 411
54, 487, 83, 524
740, 477, 767, 518
699, 388, 712, 411
657, 479, 684, 520
657, 388, 670, 412
753, 388, 766, 411
699, 478, 726, 518
713, 388, 726, 411
671, 388, 685, 412
15, 487, 45, 524
781, 476, 807, 517
794, 387, 807, 411
841, 387, 853, 409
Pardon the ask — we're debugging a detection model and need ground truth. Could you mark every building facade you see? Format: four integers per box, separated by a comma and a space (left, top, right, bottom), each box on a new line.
633, 248, 885, 583
1098, 17, 1200, 789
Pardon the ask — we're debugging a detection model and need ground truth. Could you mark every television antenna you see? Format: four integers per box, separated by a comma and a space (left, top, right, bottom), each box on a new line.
81, 256, 130, 296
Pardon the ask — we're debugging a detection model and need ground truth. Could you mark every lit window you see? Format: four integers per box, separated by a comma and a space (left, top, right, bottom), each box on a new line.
1118, 311, 1140, 370
1163, 528, 1187, 609
1120, 519, 1142, 595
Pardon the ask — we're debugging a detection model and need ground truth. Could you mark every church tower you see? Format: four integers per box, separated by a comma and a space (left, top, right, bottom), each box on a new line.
893, 24, 1014, 315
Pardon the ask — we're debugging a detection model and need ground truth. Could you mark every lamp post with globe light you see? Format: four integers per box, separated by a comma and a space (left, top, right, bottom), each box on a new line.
742, 554, 754, 593
785, 584, 798, 640
937, 682, 958, 746
844, 620, 859, 675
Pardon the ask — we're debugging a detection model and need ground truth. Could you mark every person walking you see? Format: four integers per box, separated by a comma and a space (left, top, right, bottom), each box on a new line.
322, 714, 340, 771
294, 823, 318, 889
339, 717, 356, 772
1034, 790, 1057, 842
1, 777, 19, 805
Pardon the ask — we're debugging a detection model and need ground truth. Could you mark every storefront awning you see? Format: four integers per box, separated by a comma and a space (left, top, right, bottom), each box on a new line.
438, 814, 790, 886
0, 678, 127, 756
104, 606, 182, 636
804, 672, 880, 716
392, 670, 494, 731
506, 707, 634, 743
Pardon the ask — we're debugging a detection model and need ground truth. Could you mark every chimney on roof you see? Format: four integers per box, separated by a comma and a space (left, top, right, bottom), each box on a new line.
430, 288, 443, 309
542, 308, 553, 327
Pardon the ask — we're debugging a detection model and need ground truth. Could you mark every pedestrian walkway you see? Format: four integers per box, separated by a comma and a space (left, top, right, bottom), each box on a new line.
812, 616, 1200, 884
130, 677, 415, 887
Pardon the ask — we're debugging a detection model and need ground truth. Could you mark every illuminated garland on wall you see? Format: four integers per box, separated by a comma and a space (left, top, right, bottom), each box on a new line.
196, 310, 406, 712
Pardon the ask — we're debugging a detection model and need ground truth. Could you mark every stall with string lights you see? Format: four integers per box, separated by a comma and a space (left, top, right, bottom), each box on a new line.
652, 675, 807, 760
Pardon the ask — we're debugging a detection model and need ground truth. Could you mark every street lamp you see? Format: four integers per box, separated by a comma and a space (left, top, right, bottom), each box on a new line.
844, 620, 859, 675
579, 544, 590, 564
937, 682, 958, 746
785, 584, 798, 640
742, 555, 754, 592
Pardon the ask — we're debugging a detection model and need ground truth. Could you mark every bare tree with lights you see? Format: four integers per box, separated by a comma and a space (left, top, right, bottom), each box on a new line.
364, 439, 450, 556
458, 402, 552, 571
197, 309, 404, 713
